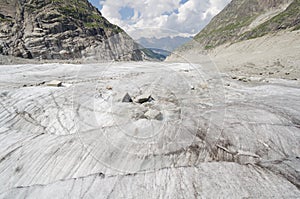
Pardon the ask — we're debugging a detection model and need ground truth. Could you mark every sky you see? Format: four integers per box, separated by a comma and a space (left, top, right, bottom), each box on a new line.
88, 0, 231, 39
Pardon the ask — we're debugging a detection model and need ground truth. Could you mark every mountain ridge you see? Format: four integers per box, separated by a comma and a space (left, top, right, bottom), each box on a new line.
174, 0, 299, 52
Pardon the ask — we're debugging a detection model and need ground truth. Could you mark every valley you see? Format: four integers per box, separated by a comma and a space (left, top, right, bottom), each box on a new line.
0, 62, 299, 197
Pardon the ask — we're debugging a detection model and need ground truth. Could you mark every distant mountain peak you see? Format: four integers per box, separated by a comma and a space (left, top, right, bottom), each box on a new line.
138, 36, 192, 52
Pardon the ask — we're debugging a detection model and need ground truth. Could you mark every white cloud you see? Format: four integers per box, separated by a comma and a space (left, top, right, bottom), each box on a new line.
99, 0, 231, 39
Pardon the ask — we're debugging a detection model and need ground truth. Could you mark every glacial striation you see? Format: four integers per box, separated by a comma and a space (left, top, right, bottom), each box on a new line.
0, 62, 299, 198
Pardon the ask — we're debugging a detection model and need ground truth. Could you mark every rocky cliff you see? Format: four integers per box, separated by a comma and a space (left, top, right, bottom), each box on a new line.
0, 0, 148, 61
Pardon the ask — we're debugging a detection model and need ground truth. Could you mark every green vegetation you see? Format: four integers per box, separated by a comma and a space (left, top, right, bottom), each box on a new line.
23, 0, 122, 34
242, 0, 300, 40
0, 13, 12, 22
25, 4, 36, 12
26, 0, 51, 11
84, 22, 100, 28
204, 45, 214, 50
0, 18, 12, 22
212, 16, 255, 34
52, 0, 122, 33
293, 24, 300, 31
194, 6, 259, 48
54, 0, 99, 21
193, 0, 300, 50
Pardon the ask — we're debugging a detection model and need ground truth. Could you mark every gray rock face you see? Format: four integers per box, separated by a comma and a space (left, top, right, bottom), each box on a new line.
144, 109, 163, 120
122, 93, 133, 103
136, 94, 154, 104
0, 0, 147, 61
0, 62, 299, 198
46, 80, 62, 87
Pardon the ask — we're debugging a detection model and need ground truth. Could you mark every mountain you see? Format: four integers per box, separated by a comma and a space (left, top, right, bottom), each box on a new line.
138, 36, 192, 52
138, 36, 192, 60
0, 0, 151, 61
167, 0, 300, 81
174, 0, 299, 51
148, 48, 171, 60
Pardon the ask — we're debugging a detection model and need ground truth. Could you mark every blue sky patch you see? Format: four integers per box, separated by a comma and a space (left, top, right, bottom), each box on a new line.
119, 6, 135, 20
162, 9, 179, 16
180, 0, 189, 4
87, 0, 231, 39
162, 11, 172, 16
88, 0, 103, 11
